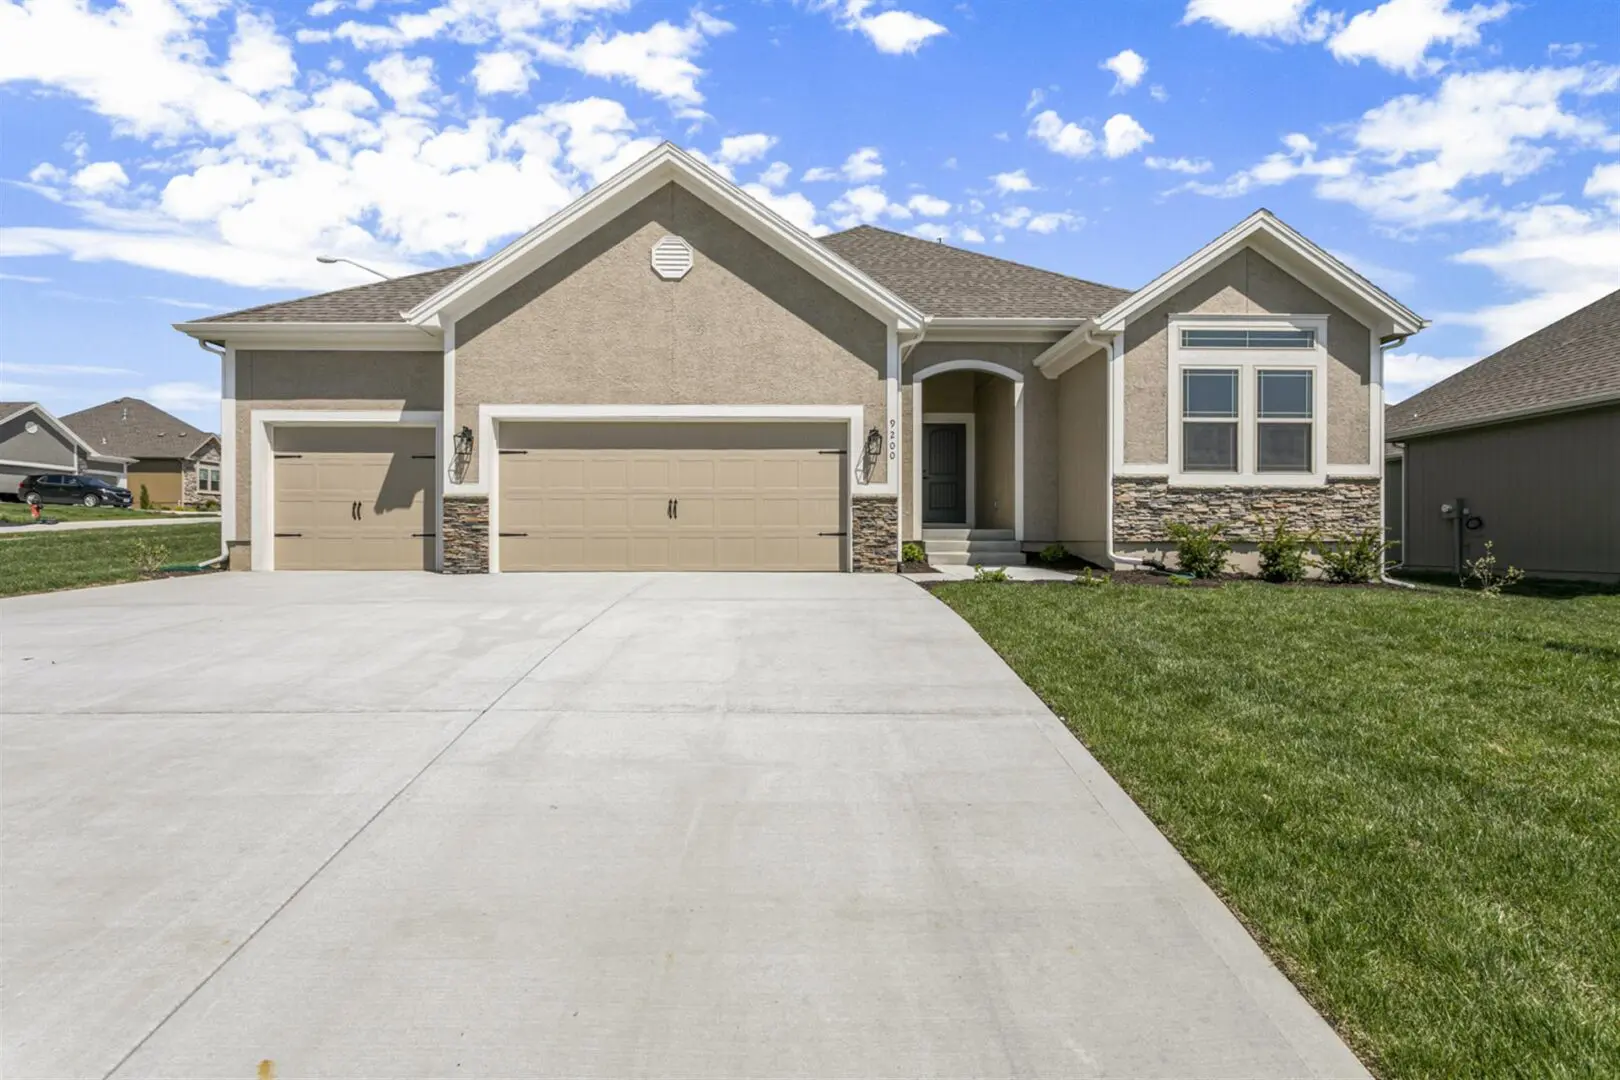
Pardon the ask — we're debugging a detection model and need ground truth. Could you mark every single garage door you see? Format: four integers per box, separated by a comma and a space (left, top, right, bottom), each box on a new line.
497, 422, 846, 571
273, 427, 436, 570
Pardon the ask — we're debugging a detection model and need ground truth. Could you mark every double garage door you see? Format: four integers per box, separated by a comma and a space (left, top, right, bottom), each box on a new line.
497, 422, 846, 572
269, 422, 846, 572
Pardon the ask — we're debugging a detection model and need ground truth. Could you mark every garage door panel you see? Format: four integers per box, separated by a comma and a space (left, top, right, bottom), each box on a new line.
272, 427, 434, 571
497, 423, 847, 572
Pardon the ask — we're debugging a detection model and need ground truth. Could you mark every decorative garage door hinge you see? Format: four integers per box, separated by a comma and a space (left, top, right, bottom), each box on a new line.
274, 453, 302, 459
410, 454, 435, 460
818, 531, 849, 537
498, 531, 528, 537
818, 449, 848, 455
499, 449, 527, 455
411, 533, 436, 538
274, 532, 302, 538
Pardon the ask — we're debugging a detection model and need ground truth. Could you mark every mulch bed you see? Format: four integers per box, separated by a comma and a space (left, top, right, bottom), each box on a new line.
899, 561, 940, 574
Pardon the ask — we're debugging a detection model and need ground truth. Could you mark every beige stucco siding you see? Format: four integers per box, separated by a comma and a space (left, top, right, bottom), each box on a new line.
975, 376, 1015, 530
1121, 248, 1373, 467
1057, 349, 1109, 560
903, 341, 1058, 541
234, 349, 443, 540
454, 183, 889, 484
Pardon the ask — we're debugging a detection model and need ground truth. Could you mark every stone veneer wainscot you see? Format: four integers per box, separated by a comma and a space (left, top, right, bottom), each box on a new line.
1112, 477, 1380, 543
851, 495, 898, 573
442, 496, 490, 573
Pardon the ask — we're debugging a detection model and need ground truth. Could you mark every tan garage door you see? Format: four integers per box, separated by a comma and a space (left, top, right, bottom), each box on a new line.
273, 427, 436, 570
497, 422, 846, 571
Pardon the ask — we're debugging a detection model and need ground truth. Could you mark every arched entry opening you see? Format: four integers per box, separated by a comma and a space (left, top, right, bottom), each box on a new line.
909, 359, 1024, 562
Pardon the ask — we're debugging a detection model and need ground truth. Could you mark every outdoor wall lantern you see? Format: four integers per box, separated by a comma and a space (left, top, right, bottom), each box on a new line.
450, 425, 474, 483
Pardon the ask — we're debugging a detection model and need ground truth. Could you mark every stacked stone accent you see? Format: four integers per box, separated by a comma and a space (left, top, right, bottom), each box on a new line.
1113, 477, 1380, 543
851, 495, 899, 573
441, 496, 490, 573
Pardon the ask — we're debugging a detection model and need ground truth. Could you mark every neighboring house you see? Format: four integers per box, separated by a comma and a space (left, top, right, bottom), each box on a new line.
174, 143, 1424, 574
61, 398, 222, 508
1387, 288, 1620, 583
0, 401, 133, 497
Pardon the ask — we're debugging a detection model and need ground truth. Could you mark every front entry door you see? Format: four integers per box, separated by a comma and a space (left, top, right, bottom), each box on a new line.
922, 422, 966, 524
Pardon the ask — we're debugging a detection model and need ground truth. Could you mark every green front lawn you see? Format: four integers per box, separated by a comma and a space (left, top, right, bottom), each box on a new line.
0, 503, 171, 523
935, 580, 1620, 1079
0, 523, 221, 597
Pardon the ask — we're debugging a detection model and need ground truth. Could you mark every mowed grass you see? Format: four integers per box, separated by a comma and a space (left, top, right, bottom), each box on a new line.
0, 503, 172, 524
934, 581, 1620, 1079
0, 523, 220, 597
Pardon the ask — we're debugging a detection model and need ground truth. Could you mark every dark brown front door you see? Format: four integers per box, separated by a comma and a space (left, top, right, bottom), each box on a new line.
923, 422, 966, 524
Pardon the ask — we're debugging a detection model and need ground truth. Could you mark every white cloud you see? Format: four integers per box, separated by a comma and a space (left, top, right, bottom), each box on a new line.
992, 169, 1035, 194
1029, 109, 1096, 158
1102, 113, 1153, 158
958, 226, 985, 243
911, 222, 950, 242
529, 12, 734, 106
144, 381, 221, 415
1181, 0, 1338, 43
328, 0, 633, 51
992, 205, 1032, 228
757, 161, 792, 189
471, 50, 534, 95
906, 193, 951, 216
1101, 49, 1146, 93
1384, 352, 1476, 402
0, 271, 51, 284
740, 184, 825, 235
1146, 155, 1213, 174
814, 0, 947, 55
716, 133, 777, 166
1026, 210, 1082, 234
1150, 84, 1169, 102
366, 53, 438, 114
225, 11, 298, 94
141, 296, 219, 310
1328, 0, 1513, 76
1548, 43, 1587, 61
1584, 161, 1620, 211
71, 161, 129, 195
1024, 88, 1046, 113
1327, 249, 1418, 292
827, 184, 912, 228
803, 147, 884, 183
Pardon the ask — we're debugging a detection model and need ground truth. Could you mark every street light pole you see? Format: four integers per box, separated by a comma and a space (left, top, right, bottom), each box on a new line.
315, 255, 390, 281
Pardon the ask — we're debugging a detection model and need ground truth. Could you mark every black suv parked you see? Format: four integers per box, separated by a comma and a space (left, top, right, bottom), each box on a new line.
18, 474, 134, 508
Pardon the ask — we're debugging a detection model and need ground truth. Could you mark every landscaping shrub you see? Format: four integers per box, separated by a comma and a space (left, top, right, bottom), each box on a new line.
1255, 517, 1310, 583
138, 484, 151, 510
1164, 521, 1231, 578
1464, 540, 1525, 597
1314, 529, 1394, 583
132, 539, 170, 577
901, 541, 927, 564
1038, 542, 1068, 564
973, 565, 1010, 582
1074, 567, 1108, 588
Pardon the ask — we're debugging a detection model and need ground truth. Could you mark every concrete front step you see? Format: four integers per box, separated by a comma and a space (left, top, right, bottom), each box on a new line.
922, 528, 1015, 542
925, 540, 1022, 555
928, 549, 1027, 566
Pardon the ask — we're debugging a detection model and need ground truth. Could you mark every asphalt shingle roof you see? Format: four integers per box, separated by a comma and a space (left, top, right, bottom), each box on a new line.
192, 227, 1131, 324
1387, 288, 1620, 440
818, 226, 1132, 319
62, 398, 217, 461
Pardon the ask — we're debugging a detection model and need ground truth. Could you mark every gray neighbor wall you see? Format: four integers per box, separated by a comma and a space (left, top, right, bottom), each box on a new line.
1399, 404, 1620, 582
0, 408, 81, 493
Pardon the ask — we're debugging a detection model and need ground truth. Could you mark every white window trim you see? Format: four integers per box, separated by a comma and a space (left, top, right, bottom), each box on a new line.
196, 463, 222, 494
250, 409, 443, 572
1167, 315, 1328, 488
920, 412, 976, 528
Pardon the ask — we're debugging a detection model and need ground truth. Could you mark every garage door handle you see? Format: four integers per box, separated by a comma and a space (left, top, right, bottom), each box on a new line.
274, 532, 303, 538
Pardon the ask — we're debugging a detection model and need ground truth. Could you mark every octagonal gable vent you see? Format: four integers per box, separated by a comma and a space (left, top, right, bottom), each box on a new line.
651, 235, 694, 280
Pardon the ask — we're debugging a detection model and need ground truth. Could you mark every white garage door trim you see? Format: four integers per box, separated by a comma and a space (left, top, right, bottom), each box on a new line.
480, 405, 865, 573
251, 409, 442, 571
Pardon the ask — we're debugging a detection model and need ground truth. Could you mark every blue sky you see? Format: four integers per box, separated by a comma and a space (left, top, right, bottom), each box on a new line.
2, 0, 1617, 431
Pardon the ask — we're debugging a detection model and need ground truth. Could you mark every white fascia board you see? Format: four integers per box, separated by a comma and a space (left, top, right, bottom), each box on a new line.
403, 143, 925, 332
172, 322, 443, 351
925, 317, 1081, 344
1092, 210, 1427, 338
1032, 321, 1110, 380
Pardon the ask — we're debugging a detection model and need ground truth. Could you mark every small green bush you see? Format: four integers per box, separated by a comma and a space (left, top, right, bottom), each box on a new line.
1255, 517, 1311, 583
973, 565, 1010, 582
1165, 521, 1232, 579
138, 484, 151, 510
132, 539, 170, 576
901, 541, 926, 564
1074, 567, 1108, 588
1463, 540, 1524, 597
1038, 542, 1068, 564
1314, 529, 1394, 583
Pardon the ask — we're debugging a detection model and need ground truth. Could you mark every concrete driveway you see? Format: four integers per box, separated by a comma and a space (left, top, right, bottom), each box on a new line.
1, 573, 1366, 1079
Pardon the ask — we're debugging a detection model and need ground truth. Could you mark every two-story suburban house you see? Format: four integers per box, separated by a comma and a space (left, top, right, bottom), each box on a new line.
174, 143, 1424, 574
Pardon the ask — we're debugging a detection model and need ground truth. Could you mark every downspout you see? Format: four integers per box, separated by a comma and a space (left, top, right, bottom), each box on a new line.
1377, 333, 1419, 589
1100, 334, 1145, 571
195, 338, 230, 563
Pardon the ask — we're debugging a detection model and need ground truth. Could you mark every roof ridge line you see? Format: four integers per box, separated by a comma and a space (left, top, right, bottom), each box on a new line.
821, 225, 1131, 295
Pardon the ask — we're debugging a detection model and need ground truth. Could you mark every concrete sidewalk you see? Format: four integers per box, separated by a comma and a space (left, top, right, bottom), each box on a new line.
0, 514, 219, 534
1, 573, 1367, 1079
